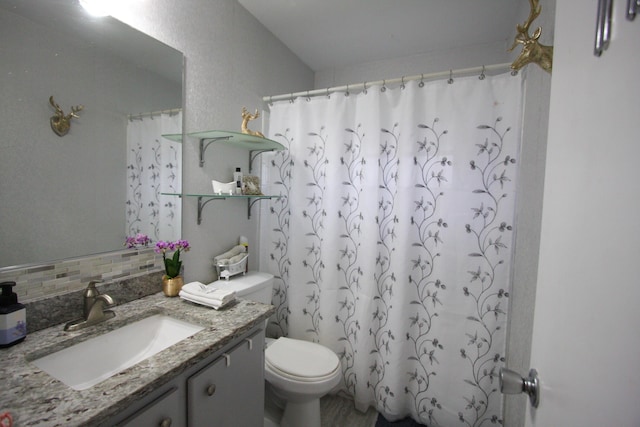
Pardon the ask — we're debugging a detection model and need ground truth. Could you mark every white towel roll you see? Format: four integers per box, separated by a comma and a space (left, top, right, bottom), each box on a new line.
213, 245, 246, 265
228, 253, 246, 264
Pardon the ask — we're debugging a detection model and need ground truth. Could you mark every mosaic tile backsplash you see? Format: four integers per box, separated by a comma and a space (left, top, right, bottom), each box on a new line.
0, 249, 163, 303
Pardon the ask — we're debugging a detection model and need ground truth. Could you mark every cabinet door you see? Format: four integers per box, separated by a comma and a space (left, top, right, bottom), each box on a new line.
187, 332, 264, 427
117, 386, 184, 427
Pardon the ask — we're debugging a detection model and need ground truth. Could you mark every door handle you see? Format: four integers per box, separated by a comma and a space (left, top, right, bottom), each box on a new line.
499, 367, 540, 408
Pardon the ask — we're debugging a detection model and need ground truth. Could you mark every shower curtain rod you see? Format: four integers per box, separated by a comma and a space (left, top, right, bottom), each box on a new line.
128, 107, 182, 122
263, 62, 514, 103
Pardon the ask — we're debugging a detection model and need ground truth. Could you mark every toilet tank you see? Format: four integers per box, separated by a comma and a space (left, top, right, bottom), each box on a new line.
212, 271, 274, 304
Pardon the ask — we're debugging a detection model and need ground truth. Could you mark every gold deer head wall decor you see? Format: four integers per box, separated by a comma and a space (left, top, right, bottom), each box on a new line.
509, 0, 553, 73
240, 107, 265, 138
49, 96, 83, 137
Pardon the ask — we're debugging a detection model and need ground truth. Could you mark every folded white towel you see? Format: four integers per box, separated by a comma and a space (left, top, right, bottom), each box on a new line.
181, 281, 236, 304
179, 291, 234, 310
182, 281, 206, 292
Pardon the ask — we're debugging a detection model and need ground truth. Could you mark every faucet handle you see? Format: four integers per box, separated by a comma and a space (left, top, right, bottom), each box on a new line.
83, 280, 103, 318
85, 280, 103, 294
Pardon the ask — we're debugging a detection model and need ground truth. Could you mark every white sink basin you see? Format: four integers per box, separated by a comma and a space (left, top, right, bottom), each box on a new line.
31, 314, 204, 390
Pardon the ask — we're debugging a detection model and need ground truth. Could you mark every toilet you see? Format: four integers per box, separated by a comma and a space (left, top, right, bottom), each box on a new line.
213, 272, 341, 427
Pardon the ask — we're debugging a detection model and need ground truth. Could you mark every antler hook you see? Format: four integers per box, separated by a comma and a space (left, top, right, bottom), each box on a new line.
49, 96, 83, 137
509, 0, 553, 73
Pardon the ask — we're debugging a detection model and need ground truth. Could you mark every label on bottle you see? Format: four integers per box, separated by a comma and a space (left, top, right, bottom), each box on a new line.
0, 309, 26, 345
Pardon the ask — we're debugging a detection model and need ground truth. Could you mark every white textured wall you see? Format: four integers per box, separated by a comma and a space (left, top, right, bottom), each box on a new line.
503, 2, 554, 425
110, 0, 314, 283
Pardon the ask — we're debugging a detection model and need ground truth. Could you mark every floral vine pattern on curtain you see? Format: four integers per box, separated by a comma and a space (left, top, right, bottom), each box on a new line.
260, 72, 523, 426
405, 117, 451, 425
126, 111, 182, 243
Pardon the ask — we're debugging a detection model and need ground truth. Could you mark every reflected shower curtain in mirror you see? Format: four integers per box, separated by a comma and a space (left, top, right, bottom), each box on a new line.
126, 111, 182, 242
260, 72, 523, 425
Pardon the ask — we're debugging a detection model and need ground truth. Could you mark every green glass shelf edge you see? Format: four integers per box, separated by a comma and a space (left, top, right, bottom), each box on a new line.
188, 130, 284, 151
161, 193, 278, 199
161, 133, 183, 142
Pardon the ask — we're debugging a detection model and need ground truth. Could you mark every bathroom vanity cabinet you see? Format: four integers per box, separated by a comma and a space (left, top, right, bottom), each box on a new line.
113, 328, 265, 427
1, 294, 274, 426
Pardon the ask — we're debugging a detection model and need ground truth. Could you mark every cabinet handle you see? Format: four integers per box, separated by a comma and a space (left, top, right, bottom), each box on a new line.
245, 337, 253, 350
207, 384, 217, 396
223, 353, 231, 367
159, 417, 172, 427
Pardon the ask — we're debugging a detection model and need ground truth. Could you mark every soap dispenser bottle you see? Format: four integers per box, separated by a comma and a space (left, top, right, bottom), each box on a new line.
0, 281, 26, 347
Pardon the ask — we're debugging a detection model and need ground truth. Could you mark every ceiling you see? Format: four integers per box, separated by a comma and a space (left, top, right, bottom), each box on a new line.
238, 0, 522, 71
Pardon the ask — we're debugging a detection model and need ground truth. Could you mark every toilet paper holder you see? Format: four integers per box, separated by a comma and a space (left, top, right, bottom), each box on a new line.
499, 367, 540, 408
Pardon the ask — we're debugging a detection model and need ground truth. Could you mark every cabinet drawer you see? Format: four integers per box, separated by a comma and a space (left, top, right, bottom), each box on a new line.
118, 386, 184, 427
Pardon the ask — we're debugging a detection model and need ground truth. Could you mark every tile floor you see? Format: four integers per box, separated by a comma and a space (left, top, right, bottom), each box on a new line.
320, 394, 378, 427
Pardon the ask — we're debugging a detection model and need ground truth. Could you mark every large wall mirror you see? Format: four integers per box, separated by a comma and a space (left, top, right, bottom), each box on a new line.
0, 0, 183, 269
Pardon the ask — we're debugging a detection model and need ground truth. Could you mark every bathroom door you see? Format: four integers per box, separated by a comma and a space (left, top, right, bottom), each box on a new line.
526, 0, 640, 426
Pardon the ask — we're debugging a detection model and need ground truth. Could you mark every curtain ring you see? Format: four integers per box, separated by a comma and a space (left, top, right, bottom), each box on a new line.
401, 76, 406, 90
418, 74, 425, 88
381, 80, 386, 92
345, 84, 350, 97
511, 69, 519, 76
448, 70, 454, 84
479, 65, 486, 80
326, 88, 331, 99
289, 93, 294, 103
306, 91, 311, 102
269, 96, 273, 106
363, 82, 368, 94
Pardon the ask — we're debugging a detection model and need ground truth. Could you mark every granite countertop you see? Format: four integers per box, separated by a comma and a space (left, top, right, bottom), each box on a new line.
0, 293, 275, 426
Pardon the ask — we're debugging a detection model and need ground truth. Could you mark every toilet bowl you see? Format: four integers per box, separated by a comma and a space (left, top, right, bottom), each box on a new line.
265, 337, 341, 427
212, 272, 341, 427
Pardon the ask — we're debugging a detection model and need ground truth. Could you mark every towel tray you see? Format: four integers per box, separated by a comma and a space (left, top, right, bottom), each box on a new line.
215, 254, 248, 280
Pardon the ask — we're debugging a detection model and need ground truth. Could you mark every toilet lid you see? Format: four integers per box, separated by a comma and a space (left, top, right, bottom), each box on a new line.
265, 337, 339, 379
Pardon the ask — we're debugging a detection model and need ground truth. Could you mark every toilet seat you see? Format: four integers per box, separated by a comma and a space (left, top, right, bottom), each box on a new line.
265, 337, 340, 382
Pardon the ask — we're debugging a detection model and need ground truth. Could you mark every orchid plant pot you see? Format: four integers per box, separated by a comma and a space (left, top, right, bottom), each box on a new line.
162, 275, 184, 297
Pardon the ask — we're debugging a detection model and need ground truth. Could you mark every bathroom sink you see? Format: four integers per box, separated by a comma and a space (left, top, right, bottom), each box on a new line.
31, 314, 204, 390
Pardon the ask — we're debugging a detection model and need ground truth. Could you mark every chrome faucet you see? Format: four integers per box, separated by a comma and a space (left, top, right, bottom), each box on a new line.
64, 281, 116, 331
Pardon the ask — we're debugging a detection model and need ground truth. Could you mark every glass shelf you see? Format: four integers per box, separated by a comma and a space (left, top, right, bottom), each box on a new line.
162, 193, 278, 223
161, 131, 284, 223
187, 130, 284, 169
161, 133, 183, 142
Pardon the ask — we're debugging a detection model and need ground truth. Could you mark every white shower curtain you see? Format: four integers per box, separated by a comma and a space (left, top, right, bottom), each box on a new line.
260, 72, 523, 426
126, 111, 182, 243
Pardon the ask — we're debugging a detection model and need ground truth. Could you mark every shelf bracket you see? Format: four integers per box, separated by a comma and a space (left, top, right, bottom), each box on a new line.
197, 196, 225, 224
247, 197, 273, 219
199, 136, 231, 167
249, 149, 275, 174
